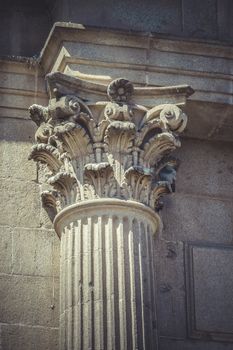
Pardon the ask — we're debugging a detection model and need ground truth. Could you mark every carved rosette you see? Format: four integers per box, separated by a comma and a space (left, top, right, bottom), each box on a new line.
29, 74, 191, 223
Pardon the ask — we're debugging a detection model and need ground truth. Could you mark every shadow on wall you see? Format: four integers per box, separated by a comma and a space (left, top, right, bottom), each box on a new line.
0, 0, 233, 56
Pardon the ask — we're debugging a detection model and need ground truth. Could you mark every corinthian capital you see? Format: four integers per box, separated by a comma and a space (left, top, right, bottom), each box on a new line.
29, 72, 193, 223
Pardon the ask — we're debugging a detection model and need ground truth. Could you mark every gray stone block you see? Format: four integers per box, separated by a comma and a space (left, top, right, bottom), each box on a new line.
0, 274, 59, 327
0, 226, 12, 274
12, 228, 60, 277
159, 338, 233, 350
162, 194, 233, 244
0, 109, 37, 183
149, 49, 231, 75
182, 0, 217, 40
56, 0, 182, 34
0, 140, 37, 182
217, 0, 233, 41
68, 63, 147, 86
0, 324, 59, 350
174, 138, 233, 199
186, 244, 233, 335
0, 117, 36, 143
154, 239, 186, 338
0, 178, 42, 228
0, 70, 45, 93
66, 41, 147, 66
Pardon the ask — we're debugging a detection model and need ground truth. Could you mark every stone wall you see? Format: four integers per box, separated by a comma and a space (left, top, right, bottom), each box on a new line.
0, 0, 233, 56
157, 138, 233, 349
0, 60, 60, 350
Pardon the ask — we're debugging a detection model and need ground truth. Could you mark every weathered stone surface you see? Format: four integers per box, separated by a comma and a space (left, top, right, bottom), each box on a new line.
154, 239, 186, 338
28, 73, 190, 217
0, 61, 48, 120
0, 274, 59, 327
183, 101, 233, 142
162, 194, 233, 244
182, 0, 218, 40
0, 70, 45, 92
39, 23, 233, 112
66, 41, 147, 65
58, 207, 159, 349
0, 178, 42, 228
0, 140, 37, 181
0, 117, 36, 143
174, 138, 233, 199
149, 49, 231, 76
0, 3, 51, 56
0, 226, 12, 274
188, 244, 233, 335
1, 0, 233, 58
159, 338, 233, 350
0, 324, 59, 350
28, 69, 191, 349
68, 63, 147, 86
58, 0, 182, 33
12, 228, 60, 277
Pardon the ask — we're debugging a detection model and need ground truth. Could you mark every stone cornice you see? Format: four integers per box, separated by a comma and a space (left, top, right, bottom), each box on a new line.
39, 23, 233, 106
40, 22, 233, 73
0, 58, 48, 119
1, 24, 232, 141
29, 72, 192, 222
31, 22, 233, 143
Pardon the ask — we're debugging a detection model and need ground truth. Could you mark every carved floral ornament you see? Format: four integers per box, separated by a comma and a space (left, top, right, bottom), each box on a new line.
29, 72, 193, 222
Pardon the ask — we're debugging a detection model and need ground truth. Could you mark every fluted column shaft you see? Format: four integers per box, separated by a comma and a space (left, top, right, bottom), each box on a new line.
55, 199, 160, 350
28, 72, 191, 350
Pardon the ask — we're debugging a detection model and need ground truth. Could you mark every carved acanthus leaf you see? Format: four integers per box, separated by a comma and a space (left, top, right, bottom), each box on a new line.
28, 144, 62, 172
29, 72, 192, 215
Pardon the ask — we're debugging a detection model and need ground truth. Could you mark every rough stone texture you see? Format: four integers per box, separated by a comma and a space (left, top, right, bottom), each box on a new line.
0, 324, 59, 350
38, 23, 233, 142
174, 138, 233, 199
154, 239, 186, 339
27, 70, 190, 349
0, 62, 59, 349
0, 226, 12, 274
0, 118, 37, 181
12, 228, 60, 277
159, 338, 233, 350
0, 274, 59, 326
0, 59, 48, 120
0, 178, 42, 228
59, 209, 159, 350
188, 244, 233, 335
1, 0, 233, 56
157, 137, 233, 349
162, 193, 233, 244
0, 1, 51, 56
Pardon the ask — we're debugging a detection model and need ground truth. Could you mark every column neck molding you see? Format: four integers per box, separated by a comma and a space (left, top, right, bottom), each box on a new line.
29, 71, 193, 233
54, 198, 161, 237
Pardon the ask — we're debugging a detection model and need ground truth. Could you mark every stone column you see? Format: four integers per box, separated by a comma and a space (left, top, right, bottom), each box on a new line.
29, 73, 192, 349
56, 199, 159, 350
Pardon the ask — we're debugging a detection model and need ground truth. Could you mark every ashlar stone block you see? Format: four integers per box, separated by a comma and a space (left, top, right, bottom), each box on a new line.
0, 274, 59, 327
1, 324, 59, 350
0, 225, 12, 274
12, 228, 60, 277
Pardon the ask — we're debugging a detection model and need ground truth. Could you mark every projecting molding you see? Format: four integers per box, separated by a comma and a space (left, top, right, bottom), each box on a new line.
29, 71, 193, 225
35, 22, 233, 142
40, 22, 232, 107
